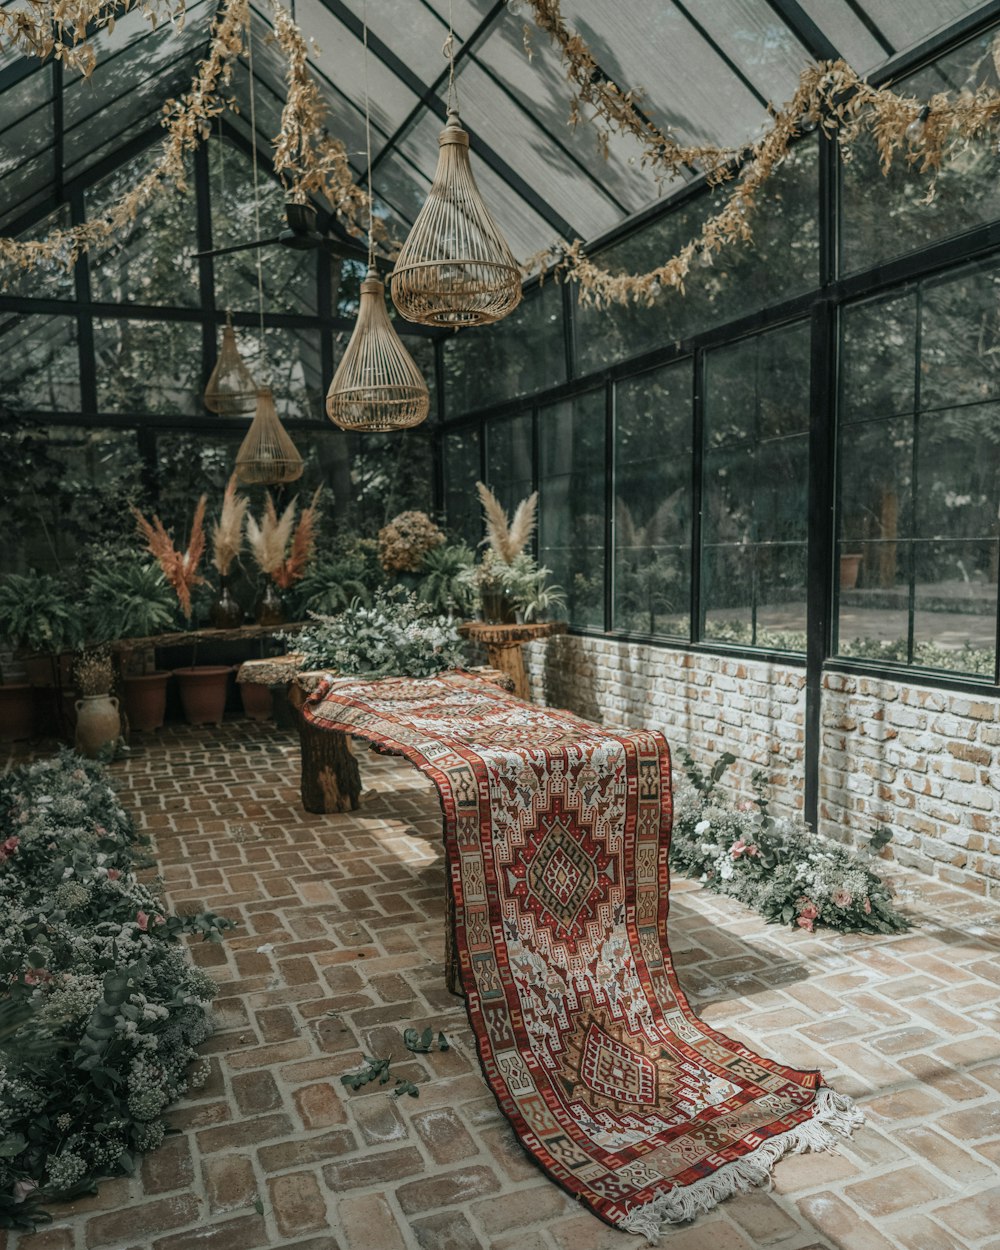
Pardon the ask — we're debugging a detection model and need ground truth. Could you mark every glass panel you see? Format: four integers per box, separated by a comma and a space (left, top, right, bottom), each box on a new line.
238, 325, 324, 421
4, 204, 75, 300
836, 538, 911, 660
839, 416, 913, 545
855, 0, 985, 56
443, 281, 564, 417
86, 146, 199, 306
613, 360, 693, 637
0, 73, 54, 231
403, 334, 438, 421
0, 313, 80, 411
701, 322, 810, 648
921, 264, 1000, 411
349, 430, 435, 532
93, 317, 200, 414
538, 389, 605, 628
153, 430, 252, 531
209, 137, 319, 318
841, 28, 1000, 274
575, 135, 818, 373
681, 1, 809, 100
912, 540, 997, 676
442, 425, 482, 545
0, 425, 145, 573
486, 413, 533, 514
795, 0, 888, 72
840, 290, 916, 422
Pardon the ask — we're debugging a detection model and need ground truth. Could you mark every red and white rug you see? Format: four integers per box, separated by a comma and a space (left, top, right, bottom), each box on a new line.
304, 671, 861, 1240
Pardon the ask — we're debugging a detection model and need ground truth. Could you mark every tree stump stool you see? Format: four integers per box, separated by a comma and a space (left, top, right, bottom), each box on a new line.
457, 621, 567, 702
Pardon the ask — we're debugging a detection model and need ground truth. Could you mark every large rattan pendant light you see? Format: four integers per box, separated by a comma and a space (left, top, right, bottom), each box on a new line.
204, 311, 257, 414
325, 5, 430, 432
233, 19, 303, 485
389, 5, 521, 327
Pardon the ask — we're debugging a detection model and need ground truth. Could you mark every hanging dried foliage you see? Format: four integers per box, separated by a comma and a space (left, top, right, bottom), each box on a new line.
0, 0, 185, 74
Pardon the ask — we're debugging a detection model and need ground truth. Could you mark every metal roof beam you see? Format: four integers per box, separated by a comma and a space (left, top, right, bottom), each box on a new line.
762, 0, 841, 62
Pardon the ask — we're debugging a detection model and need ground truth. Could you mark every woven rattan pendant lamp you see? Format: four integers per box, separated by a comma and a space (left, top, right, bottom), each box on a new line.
389, 9, 521, 327
231, 21, 304, 483
235, 386, 304, 485
204, 311, 257, 414
325, 5, 430, 432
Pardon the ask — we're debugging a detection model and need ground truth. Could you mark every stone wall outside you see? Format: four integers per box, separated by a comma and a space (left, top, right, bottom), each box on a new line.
525, 634, 1000, 898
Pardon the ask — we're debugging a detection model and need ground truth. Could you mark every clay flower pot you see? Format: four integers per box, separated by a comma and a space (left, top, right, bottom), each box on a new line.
74, 694, 121, 758
123, 671, 171, 733
173, 667, 233, 727
239, 682, 273, 722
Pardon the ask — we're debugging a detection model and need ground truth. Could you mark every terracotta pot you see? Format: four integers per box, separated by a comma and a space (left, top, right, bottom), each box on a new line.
0, 683, 35, 741
123, 671, 171, 733
74, 694, 121, 758
173, 666, 232, 726
239, 682, 273, 722
839, 553, 863, 591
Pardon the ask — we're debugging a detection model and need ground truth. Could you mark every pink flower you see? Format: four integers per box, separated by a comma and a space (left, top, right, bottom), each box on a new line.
863, 897, 872, 915
11, 1178, 37, 1203
0, 835, 19, 864
24, 968, 50, 986
832, 888, 853, 908
798, 901, 819, 921
153, 914, 166, 926
736, 799, 755, 812
731, 838, 749, 858
797, 916, 814, 933
107, 869, 120, 881
136, 910, 150, 931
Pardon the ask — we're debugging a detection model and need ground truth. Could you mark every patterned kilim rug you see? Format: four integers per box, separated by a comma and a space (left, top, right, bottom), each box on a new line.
304, 671, 861, 1240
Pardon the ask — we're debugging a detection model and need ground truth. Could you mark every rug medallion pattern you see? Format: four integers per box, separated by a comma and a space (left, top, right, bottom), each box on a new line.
304, 672, 854, 1236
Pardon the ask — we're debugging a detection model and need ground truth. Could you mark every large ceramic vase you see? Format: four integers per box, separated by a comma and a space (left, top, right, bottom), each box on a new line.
123, 671, 171, 733
210, 575, 244, 629
74, 694, 121, 758
0, 683, 35, 741
173, 667, 232, 726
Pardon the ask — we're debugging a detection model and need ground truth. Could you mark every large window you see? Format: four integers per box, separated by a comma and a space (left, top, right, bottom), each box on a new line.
613, 361, 693, 638
701, 323, 811, 650
442, 426, 482, 546
485, 414, 533, 514
837, 265, 1000, 677
538, 391, 606, 629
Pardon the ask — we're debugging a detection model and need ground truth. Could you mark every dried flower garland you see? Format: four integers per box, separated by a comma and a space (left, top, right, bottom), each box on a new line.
523, 0, 1000, 306
0, 0, 376, 279
0, 0, 185, 75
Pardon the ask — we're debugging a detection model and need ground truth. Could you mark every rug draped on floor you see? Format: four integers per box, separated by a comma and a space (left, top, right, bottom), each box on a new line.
305, 672, 861, 1240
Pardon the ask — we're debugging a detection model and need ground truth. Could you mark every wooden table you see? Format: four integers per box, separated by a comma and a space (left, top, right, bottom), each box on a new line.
457, 620, 566, 701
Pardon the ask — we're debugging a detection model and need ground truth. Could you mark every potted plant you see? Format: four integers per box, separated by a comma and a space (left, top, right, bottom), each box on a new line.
84, 550, 180, 733
209, 474, 249, 629
133, 496, 232, 727
246, 488, 323, 627
72, 648, 122, 758
0, 573, 82, 739
416, 542, 477, 617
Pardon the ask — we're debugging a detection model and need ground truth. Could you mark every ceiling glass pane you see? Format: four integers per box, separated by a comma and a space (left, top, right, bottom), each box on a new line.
0, 72, 53, 220
681, 0, 810, 101
0, 313, 80, 412
449, 61, 621, 241
560, 0, 771, 149
86, 146, 200, 306
794, 0, 886, 71
238, 325, 324, 421
209, 137, 319, 317
857, 0, 986, 58
321, 0, 491, 82
469, 15, 665, 218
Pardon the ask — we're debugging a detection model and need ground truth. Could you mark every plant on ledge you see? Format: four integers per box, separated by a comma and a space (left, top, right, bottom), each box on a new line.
0, 751, 233, 1231
670, 752, 908, 936
292, 587, 467, 678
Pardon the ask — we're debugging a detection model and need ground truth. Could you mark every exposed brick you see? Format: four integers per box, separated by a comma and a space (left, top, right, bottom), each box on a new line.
86, 1195, 201, 1247
396, 1165, 501, 1214
151, 1215, 270, 1250
293, 1081, 348, 1129
140, 1132, 194, 1193
231, 1069, 284, 1115
268, 1170, 328, 1237
336, 1193, 408, 1250
203, 1153, 258, 1213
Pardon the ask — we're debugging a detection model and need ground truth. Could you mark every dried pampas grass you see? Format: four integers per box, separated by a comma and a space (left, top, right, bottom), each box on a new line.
212, 474, 249, 576
274, 487, 323, 589
247, 488, 323, 587
476, 481, 537, 564
133, 496, 207, 620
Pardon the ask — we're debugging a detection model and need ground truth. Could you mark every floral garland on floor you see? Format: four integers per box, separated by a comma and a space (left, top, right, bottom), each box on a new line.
0, 751, 233, 1231
670, 752, 909, 935
523, 0, 1000, 306
0, 0, 375, 279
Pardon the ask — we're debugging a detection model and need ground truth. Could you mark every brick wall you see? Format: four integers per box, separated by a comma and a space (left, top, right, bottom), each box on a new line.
525, 634, 1000, 897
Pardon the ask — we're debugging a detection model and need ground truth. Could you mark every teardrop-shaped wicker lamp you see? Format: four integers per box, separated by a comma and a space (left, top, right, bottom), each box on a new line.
235, 387, 304, 485
390, 110, 522, 328
204, 312, 257, 414
326, 267, 430, 432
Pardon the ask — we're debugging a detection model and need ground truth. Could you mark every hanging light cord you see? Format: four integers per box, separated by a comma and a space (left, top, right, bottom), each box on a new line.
247, 16, 267, 368
444, 0, 459, 116
363, 0, 374, 272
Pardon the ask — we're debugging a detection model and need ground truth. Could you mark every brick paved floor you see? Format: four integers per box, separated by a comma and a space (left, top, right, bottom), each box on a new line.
5, 718, 1000, 1250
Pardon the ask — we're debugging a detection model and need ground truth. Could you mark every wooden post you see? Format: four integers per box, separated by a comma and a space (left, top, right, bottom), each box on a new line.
288, 684, 362, 814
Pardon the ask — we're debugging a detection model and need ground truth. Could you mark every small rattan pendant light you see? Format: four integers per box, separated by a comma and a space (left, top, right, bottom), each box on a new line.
325, 5, 430, 432
235, 386, 304, 484
389, 9, 521, 327
204, 311, 257, 414
232, 19, 304, 484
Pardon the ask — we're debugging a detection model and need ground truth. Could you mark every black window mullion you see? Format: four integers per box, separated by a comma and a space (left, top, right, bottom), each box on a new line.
604, 378, 614, 635
690, 349, 705, 642
909, 286, 923, 664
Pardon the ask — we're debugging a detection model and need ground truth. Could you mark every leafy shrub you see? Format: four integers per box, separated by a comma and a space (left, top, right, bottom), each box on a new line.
0, 751, 232, 1230
286, 537, 386, 619
670, 752, 908, 935
0, 575, 82, 656
293, 587, 468, 678
82, 550, 179, 642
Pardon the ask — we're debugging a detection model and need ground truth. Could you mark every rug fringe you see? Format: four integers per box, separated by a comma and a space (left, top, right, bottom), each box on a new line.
619, 1087, 863, 1242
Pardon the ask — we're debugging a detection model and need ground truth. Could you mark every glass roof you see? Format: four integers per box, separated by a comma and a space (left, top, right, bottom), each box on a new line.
0, 0, 992, 252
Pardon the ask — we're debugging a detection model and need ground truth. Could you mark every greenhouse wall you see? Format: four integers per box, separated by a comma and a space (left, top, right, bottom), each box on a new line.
527, 636, 1000, 897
